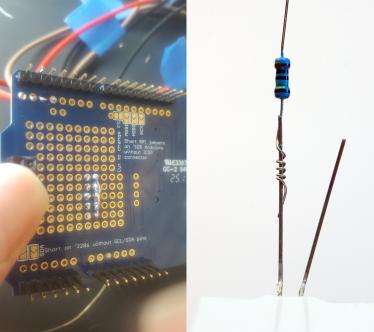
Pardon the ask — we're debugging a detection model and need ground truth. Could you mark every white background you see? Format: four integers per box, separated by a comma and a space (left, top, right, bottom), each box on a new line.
188, 0, 374, 321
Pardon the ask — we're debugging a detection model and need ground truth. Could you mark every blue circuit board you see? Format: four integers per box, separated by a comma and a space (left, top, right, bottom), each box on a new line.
0, 71, 186, 297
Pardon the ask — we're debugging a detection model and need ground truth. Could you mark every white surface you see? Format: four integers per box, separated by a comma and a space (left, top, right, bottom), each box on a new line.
188, 0, 374, 318
193, 296, 374, 332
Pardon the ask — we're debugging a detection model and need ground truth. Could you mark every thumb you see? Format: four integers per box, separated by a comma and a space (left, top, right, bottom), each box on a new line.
0, 163, 48, 282
138, 283, 186, 332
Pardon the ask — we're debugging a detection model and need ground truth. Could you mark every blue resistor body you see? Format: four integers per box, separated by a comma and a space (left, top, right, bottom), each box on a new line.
274, 57, 290, 99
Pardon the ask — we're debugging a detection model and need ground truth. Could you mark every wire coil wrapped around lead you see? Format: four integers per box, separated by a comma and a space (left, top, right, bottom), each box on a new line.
276, 138, 287, 203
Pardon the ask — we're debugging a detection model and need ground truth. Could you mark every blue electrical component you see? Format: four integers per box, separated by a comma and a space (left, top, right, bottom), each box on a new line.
80, 0, 136, 20
160, 36, 186, 90
65, 0, 125, 57
274, 57, 290, 99
1, 71, 186, 298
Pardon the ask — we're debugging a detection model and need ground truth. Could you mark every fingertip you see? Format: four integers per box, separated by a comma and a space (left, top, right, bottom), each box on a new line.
0, 163, 48, 214
0, 163, 48, 281
138, 283, 186, 332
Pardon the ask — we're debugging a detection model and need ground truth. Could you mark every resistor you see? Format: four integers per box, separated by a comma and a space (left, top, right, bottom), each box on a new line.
274, 57, 290, 99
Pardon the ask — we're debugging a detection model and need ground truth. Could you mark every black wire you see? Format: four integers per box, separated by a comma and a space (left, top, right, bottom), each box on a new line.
118, 3, 186, 79
61, 41, 87, 71
129, 0, 186, 26
126, 1, 167, 30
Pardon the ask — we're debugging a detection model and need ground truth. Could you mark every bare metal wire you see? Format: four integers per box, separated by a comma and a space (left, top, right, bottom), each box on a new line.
281, 0, 289, 56
299, 139, 346, 296
276, 101, 286, 296
41, 284, 107, 332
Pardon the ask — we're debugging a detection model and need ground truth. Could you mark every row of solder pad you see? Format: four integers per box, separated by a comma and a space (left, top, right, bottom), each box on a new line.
48, 104, 172, 125
18, 91, 174, 114
17, 91, 173, 124
18, 248, 137, 274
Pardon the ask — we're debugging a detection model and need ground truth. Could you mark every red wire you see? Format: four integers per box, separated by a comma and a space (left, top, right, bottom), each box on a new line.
36, 0, 156, 72
0, 90, 10, 101
0, 79, 10, 100
1, 0, 156, 101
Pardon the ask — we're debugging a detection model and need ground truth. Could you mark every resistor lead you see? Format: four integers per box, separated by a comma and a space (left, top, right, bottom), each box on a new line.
274, 57, 290, 99
274, 0, 290, 297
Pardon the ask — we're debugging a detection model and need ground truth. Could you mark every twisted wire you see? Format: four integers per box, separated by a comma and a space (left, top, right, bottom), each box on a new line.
276, 135, 287, 204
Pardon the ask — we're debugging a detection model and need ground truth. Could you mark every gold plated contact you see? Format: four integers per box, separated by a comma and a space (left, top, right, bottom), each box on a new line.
70, 257, 78, 266
87, 100, 94, 108
19, 265, 28, 273
88, 255, 95, 263
50, 260, 59, 269
49, 108, 58, 116
25, 142, 34, 151
60, 258, 68, 268
25, 121, 34, 129
40, 262, 49, 270
68, 98, 76, 107
49, 96, 58, 104
66, 224, 74, 232
30, 263, 38, 272
59, 97, 66, 105
99, 102, 106, 110
57, 224, 65, 233
25, 131, 34, 140
77, 99, 85, 108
